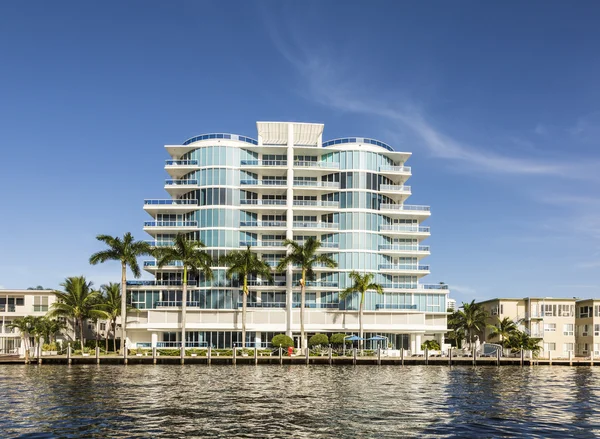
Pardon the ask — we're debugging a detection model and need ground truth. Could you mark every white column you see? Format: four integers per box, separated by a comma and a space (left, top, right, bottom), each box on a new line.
255, 332, 262, 348
410, 334, 416, 354
151, 332, 158, 348
285, 123, 295, 337
415, 334, 422, 354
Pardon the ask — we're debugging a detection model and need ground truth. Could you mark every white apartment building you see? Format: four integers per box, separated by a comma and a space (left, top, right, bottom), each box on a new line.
0, 289, 56, 355
126, 121, 451, 352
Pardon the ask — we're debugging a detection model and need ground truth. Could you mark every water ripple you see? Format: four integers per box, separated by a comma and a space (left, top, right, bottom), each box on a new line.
1, 365, 599, 438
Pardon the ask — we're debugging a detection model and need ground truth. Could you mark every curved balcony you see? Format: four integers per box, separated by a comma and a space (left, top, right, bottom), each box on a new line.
164, 179, 199, 196
143, 199, 198, 214
292, 180, 340, 190
322, 137, 395, 152
239, 221, 287, 230
380, 184, 411, 193
239, 240, 285, 248
379, 165, 412, 175
379, 225, 430, 238
182, 133, 257, 146
143, 221, 198, 236
379, 204, 431, 219
240, 159, 287, 168
293, 222, 339, 230
378, 264, 430, 275
293, 161, 339, 169
165, 159, 199, 178
378, 244, 430, 258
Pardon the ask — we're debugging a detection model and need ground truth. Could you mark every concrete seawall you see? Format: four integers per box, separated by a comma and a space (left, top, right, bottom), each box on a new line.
1, 356, 597, 366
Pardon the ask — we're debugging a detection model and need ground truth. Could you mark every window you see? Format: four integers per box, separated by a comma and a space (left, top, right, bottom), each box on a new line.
100, 323, 106, 331
563, 343, 574, 353
33, 296, 49, 312
500, 304, 504, 315
582, 325, 589, 336
544, 342, 556, 351
558, 304, 573, 317
595, 324, 600, 336
543, 304, 555, 317
544, 323, 556, 332
563, 324, 574, 336
579, 306, 591, 318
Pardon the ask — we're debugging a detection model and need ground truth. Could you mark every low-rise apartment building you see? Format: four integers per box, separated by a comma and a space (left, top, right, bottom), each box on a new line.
477, 297, 600, 358
0, 289, 56, 354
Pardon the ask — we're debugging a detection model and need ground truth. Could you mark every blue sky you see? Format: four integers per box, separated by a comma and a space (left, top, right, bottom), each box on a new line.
1, 1, 599, 305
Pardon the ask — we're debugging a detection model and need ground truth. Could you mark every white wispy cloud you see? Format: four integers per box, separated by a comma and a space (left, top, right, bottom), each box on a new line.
267, 29, 599, 179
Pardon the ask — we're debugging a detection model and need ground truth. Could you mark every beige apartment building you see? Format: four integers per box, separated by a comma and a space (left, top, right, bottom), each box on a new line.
574, 299, 600, 357
475, 297, 598, 358
0, 289, 107, 356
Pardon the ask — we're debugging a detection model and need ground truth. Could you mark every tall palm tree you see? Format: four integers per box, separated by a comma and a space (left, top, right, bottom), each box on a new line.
276, 237, 337, 353
153, 233, 213, 349
454, 300, 489, 349
100, 283, 122, 353
89, 233, 151, 353
48, 276, 106, 351
488, 316, 518, 348
8, 316, 35, 362
339, 271, 383, 349
220, 246, 273, 348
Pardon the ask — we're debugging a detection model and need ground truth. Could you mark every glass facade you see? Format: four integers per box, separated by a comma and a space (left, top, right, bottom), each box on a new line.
132, 123, 449, 349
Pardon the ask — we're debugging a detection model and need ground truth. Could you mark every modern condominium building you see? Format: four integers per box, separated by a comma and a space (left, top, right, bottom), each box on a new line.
477, 297, 600, 357
127, 122, 449, 351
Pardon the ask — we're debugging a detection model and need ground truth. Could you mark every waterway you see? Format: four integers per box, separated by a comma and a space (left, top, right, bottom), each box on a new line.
0, 365, 599, 438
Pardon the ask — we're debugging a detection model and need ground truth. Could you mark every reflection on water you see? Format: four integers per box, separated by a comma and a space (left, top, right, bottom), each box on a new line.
1, 365, 599, 438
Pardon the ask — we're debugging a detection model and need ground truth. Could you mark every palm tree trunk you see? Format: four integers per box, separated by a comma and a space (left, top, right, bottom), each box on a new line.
120, 262, 127, 355
359, 292, 364, 350
79, 318, 85, 351
105, 330, 109, 353
301, 269, 306, 354
242, 277, 248, 348
112, 320, 116, 353
23, 335, 29, 362
181, 266, 188, 350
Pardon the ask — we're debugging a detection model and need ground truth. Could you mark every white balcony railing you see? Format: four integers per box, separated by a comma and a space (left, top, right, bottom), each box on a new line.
380, 204, 430, 212
380, 184, 411, 192
293, 180, 340, 188
293, 161, 340, 169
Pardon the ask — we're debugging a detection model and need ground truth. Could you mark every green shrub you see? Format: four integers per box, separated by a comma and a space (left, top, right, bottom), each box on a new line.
330, 333, 350, 346
157, 349, 180, 356
187, 348, 207, 356
271, 334, 294, 349
421, 340, 441, 351
42, 343, 58, 351
308, 333, 329, 348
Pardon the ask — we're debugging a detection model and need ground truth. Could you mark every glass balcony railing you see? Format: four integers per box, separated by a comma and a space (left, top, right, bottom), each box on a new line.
322, 137, 394, 152
246, 279, 287, 287
293, 161, 339, 169
379, 204, 430, 212
144, 221, 198, 228
240, 199, 287, 205
380, 184, 411, 192
379, 244, 430, 252
305, 281, 338, 288
240, 160, 287, 166
293, 222, 339, 229
379, 165, 411, 173
292, 200, 338, 207
319, 242, 339, 248
144, 199, 198, 205
240, 179, 287, 186
292, 303, 339, 309
378, 265, 430, 271
379, 225, 430, 233
293, 180, 340, 188
165, 179, 198, 186
182, 133, 258, 146
239, 240, 285, 247
127, 280, 197, 286
240, 302, 286, 309
375, 304, 418, 310
165, 160, 198, 166
239, 221, 287, 228
379, 283, 449, 290
143, 260, 184, 267
145, 241, 174, 247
